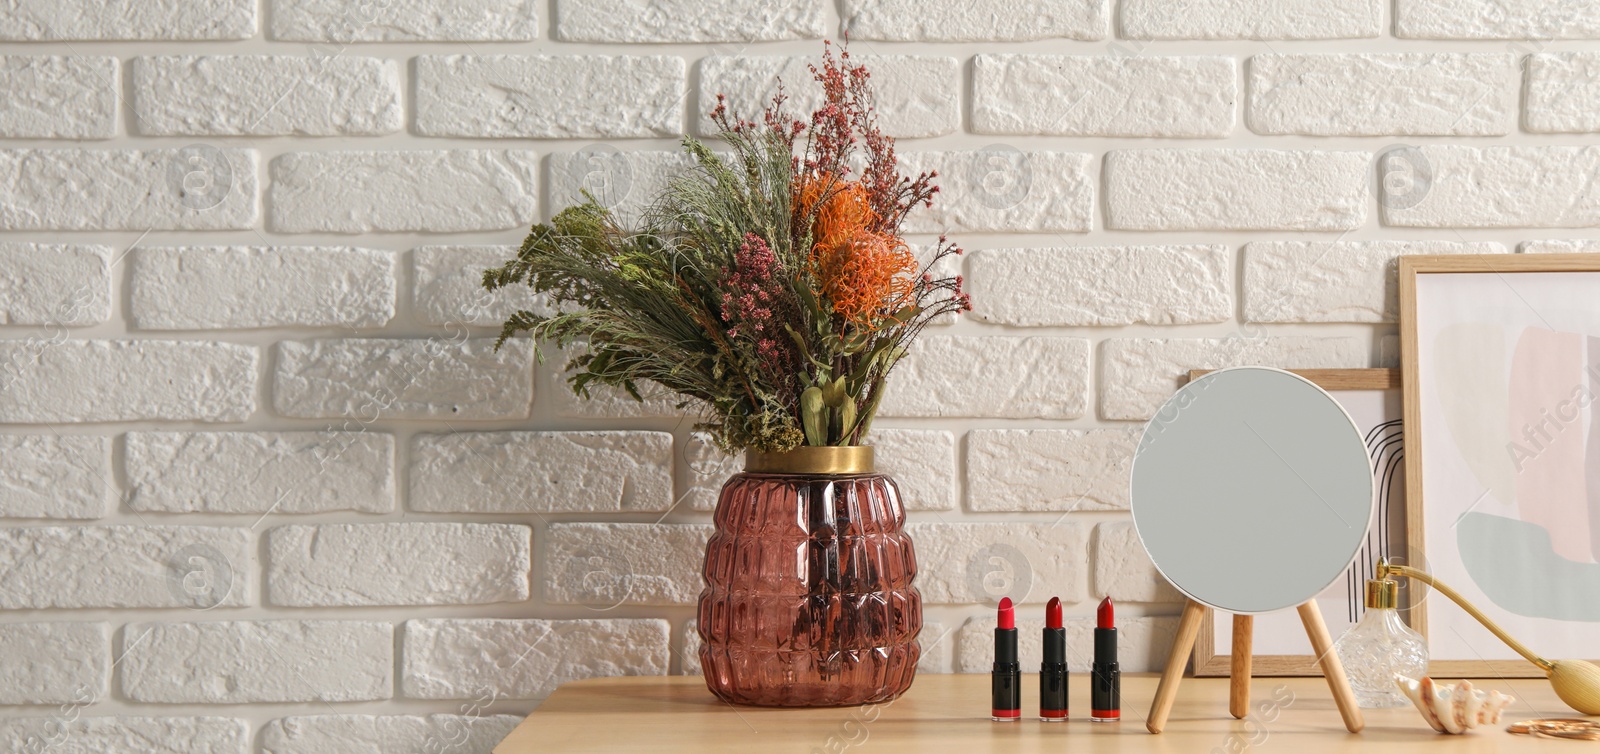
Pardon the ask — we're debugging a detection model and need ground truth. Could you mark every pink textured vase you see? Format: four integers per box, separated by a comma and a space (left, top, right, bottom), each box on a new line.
696, 446, 922, 707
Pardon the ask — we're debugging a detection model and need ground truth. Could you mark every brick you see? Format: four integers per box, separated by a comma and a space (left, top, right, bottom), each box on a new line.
121, 621, 391, 703
0, 434, 109, 519
414, 245, 551, 327
1244, 240, 1507, 323
544, 523, 711, 606
1121, 0, 1381, 39
555, 0, 823, 42
0, 340, 257, 423
1525, 52, 1600, 133
1522, 239, 1600, 254
132, 56, 400, 136
969, 245, 1231, 326
700, 55, 958, 138
679, 619, 702, 674
956, 615, 1177, 673
0, 526, 250, 609
0, 56, 117, 138
909, 522, 1088, 605
273, 338, 534, 420
0, 148, 256, 230
973, 55, 1235, 137
898, 150, 1094, 233
872, 429, 957, 512
0, 243, 111, 326
967, 429, 1142, 512
262, 715, 522, 754
401, 618, 669, 700
1095, 521, 1183, 603
410, 431, 673, 513
0, 0, 254, 40
1396, 0, 1600, 39
131, 246, 395, 330
1099, 337, 1366, 421
683, 433, 743, 512
0, 717, 248, 754
917, 622, 954, 675
0, 623, 108, 704
267, 523, 530, 607
417, 56, 685, 139
1380, 145, 1600, 228
1105, 149, 1368, 231
1248, 53, 1515, 136
842, 0, 1106, 41
268, 151, 537, 233
126, 431, 393, 514
546, 150, 696, 226
271, 0, 537, 41
879, 336, 1089, 419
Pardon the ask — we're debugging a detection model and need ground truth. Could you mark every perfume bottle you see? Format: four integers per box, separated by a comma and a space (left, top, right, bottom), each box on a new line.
1335, 578, 1428, 708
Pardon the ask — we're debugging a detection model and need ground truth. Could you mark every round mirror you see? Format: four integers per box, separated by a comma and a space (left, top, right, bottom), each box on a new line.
1131, 367, 1374, 614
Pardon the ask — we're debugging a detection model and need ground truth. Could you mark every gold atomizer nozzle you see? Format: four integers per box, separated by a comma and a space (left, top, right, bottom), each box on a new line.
1365, 578, 1398, 610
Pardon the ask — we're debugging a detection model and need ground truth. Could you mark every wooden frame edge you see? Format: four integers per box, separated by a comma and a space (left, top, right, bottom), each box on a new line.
1399, 253, 1600, 678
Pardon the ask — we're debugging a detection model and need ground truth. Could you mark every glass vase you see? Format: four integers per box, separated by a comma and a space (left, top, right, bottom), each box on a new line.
696, 446, 922, 707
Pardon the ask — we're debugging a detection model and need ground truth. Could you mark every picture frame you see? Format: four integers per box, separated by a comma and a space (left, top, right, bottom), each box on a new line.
1400, 254, 1600, 678
1186, 368, 1406, 676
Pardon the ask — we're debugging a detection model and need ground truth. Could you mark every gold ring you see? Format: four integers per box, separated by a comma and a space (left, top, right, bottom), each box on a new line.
1507, 719, 1600, 741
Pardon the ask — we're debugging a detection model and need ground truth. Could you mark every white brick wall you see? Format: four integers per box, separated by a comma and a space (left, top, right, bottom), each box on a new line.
131, 246, 396, 329
973, 55, 1236, 137
417, 55, 686, 139
265, 523, 531, 606
1247, 53, 1517, 136
0, 56, 118, 137
2, 3, 1595, 748
120, 620, 392, 703
700, 55, 959, 138
131, 56, 403, 136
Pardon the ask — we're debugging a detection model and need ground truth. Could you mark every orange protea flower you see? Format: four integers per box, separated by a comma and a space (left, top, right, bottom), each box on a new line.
814, 183, 875, 246
795, 175, 917, 328
812, 231, 918, 328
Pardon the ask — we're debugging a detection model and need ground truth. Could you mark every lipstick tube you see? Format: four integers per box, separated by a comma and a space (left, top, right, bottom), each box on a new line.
1040, 597, 1067, 721
1091, 597, 1121, 722
992, 597, 1020, 721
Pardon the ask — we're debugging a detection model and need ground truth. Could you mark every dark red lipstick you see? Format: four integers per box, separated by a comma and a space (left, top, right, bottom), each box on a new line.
1091, 597, 1121, 721
992, 597, 1020, 721
1040, 596, 1067, 721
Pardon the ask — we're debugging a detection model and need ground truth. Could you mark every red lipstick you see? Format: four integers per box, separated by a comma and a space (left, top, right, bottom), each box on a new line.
1091, 597, 1121, 721
992, 597, 1020, 721
1040, 597, 1067, 721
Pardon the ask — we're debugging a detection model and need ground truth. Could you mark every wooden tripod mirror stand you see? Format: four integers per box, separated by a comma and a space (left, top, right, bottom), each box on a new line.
1130, 367, 1372, 734
1149, 600, 1363, 733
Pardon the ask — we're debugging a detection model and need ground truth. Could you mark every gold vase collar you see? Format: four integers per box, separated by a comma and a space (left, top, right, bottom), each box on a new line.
744, 446, 875, 475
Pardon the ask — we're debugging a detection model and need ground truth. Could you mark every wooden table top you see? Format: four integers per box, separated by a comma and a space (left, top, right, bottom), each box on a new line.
494, 673, 1591, 753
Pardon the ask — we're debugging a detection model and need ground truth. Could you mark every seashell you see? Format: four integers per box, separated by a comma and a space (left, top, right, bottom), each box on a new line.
1395, 675, 1514, 734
